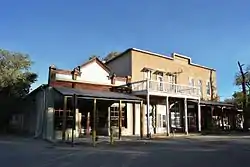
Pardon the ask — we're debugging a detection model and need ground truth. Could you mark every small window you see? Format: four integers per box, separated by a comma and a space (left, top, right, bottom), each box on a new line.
206, 81, 211, 95
189, 77, 195, 87
197, 80, 203, 96
143, 71, 152, 80
162, 115, 167, 128
157, 114, 162, 127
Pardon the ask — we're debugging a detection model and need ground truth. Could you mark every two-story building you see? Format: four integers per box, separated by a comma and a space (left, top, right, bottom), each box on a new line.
18, 48, 239, 142
105, 48, 219, 136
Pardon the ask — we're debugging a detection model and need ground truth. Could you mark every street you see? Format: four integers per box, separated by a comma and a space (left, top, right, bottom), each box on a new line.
0, 136, 250, 167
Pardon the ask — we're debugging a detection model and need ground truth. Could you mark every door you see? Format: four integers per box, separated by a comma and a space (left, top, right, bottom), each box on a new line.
157, 75, 164, 91
156, 105, 167, 134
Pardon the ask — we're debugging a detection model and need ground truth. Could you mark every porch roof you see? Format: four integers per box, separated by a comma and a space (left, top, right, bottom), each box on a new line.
188, 99, 235, 108
53, 86, 142, 102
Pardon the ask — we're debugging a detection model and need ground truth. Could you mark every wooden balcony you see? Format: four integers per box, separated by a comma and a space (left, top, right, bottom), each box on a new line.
129, 79, 200, 99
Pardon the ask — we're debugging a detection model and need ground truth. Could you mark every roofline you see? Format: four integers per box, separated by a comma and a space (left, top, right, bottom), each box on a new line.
79, 57, 110, 73
105, 48, 216, 71
24, 84, 49, 99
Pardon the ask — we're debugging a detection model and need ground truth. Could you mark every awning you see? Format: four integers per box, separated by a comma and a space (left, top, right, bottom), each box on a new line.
153, 69, 166, 75
141, 67, 154, 72
188, 99, 235, 108
53, 86, 142, 102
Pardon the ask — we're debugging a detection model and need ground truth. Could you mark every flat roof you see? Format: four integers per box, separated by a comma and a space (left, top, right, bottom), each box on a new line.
105, 48, 216, 71
54, 86, 142, 102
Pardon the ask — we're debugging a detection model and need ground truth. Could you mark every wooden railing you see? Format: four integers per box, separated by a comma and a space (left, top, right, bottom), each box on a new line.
129, 79, 200, 97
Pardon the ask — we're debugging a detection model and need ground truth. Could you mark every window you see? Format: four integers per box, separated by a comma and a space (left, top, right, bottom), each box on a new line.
162, 115, 166, 128
143, 71, 152, 89
167, 75, 176, 91
206, 81, 211, 95
110, 104, 127, 128
189, 77, 195, 87
143, 71, 152, 80
197, 80, 203, 96
157, 114, 162, 127
157, 72, 164, 91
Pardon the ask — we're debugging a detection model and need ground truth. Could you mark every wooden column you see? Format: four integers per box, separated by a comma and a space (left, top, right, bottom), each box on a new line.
146, 91, 150, 137
86, 112, 90, 136
132, 103, 136, 135
184, 98, 188, 135
62, 96, 67, 141
92, 99, 97, 147
197, 99, 201, 132
140, 101, 144, 139
166, 96, 170, 136
221, 107, 224, 130
108, 107, 111, 136
118, 100, 122, 140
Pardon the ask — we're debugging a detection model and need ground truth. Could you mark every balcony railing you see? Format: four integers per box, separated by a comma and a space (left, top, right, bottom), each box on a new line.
130, 80, 200, 97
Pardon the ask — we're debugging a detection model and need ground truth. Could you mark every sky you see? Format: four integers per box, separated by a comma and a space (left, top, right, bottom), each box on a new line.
0, 0, 249, 100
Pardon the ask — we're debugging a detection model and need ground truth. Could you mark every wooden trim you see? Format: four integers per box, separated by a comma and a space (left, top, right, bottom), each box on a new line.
50, 80, 112, 91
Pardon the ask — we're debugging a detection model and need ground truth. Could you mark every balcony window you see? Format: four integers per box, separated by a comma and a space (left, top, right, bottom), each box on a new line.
189, 77, 195, 94
206, 81, 211, 95
189, 77, 195, 87
157, 72, 164, 91
168, 75, 176, 84
197, 80, 203, 97
143, 71, 152, 80
167, 75, 176, 91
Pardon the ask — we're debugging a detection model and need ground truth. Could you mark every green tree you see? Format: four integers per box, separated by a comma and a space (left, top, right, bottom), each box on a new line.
103, 51, 120, 62
0, 49, 37, 129
88, 55, 100, 60
235, 65, 250, 90
233, 65, 250, 108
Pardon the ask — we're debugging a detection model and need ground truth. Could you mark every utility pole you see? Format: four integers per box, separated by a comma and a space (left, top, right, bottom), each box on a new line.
237, 61, 248, 131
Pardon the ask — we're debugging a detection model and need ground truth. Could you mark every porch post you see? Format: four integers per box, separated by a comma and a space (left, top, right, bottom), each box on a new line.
86, 112, 90, 136
166, 96, 170, 136
92, 99, 97, 147
108, 107, 111, 136
132, 103, 136, 135
140, 100, 144, 139
184, 98, 188, 135
221, 107, 224, 130
62, 96, 67, 141
198, 99, 201, 132
118, 100, 122, 140
146, 92, 150, 137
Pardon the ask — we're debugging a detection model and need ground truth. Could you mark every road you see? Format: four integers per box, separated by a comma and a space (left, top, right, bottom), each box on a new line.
0, 136, 250, 167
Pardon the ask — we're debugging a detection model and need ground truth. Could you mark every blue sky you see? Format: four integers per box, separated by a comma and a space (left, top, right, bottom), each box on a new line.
0, 0, 249, 100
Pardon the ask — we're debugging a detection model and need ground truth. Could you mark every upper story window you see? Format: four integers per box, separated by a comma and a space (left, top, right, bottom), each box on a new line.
206, 81, 211, 95
197, 80, 203, 96
189, 77, 195, 87
143, 71, 152, 80
167, 75, 176, 84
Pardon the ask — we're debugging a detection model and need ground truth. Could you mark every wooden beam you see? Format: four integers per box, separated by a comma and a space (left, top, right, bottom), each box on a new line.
140, 101, 144, 139
92, 99, 97, 147
118, 100, 122, 140
62, 96, 68, 141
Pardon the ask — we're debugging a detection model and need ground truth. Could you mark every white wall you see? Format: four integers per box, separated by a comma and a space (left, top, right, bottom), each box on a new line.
115, 80, 126, 86
55, 61, 127, 86
55, 61, 128, 86
134, 104, 141, 135
78, 62, 111, 84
